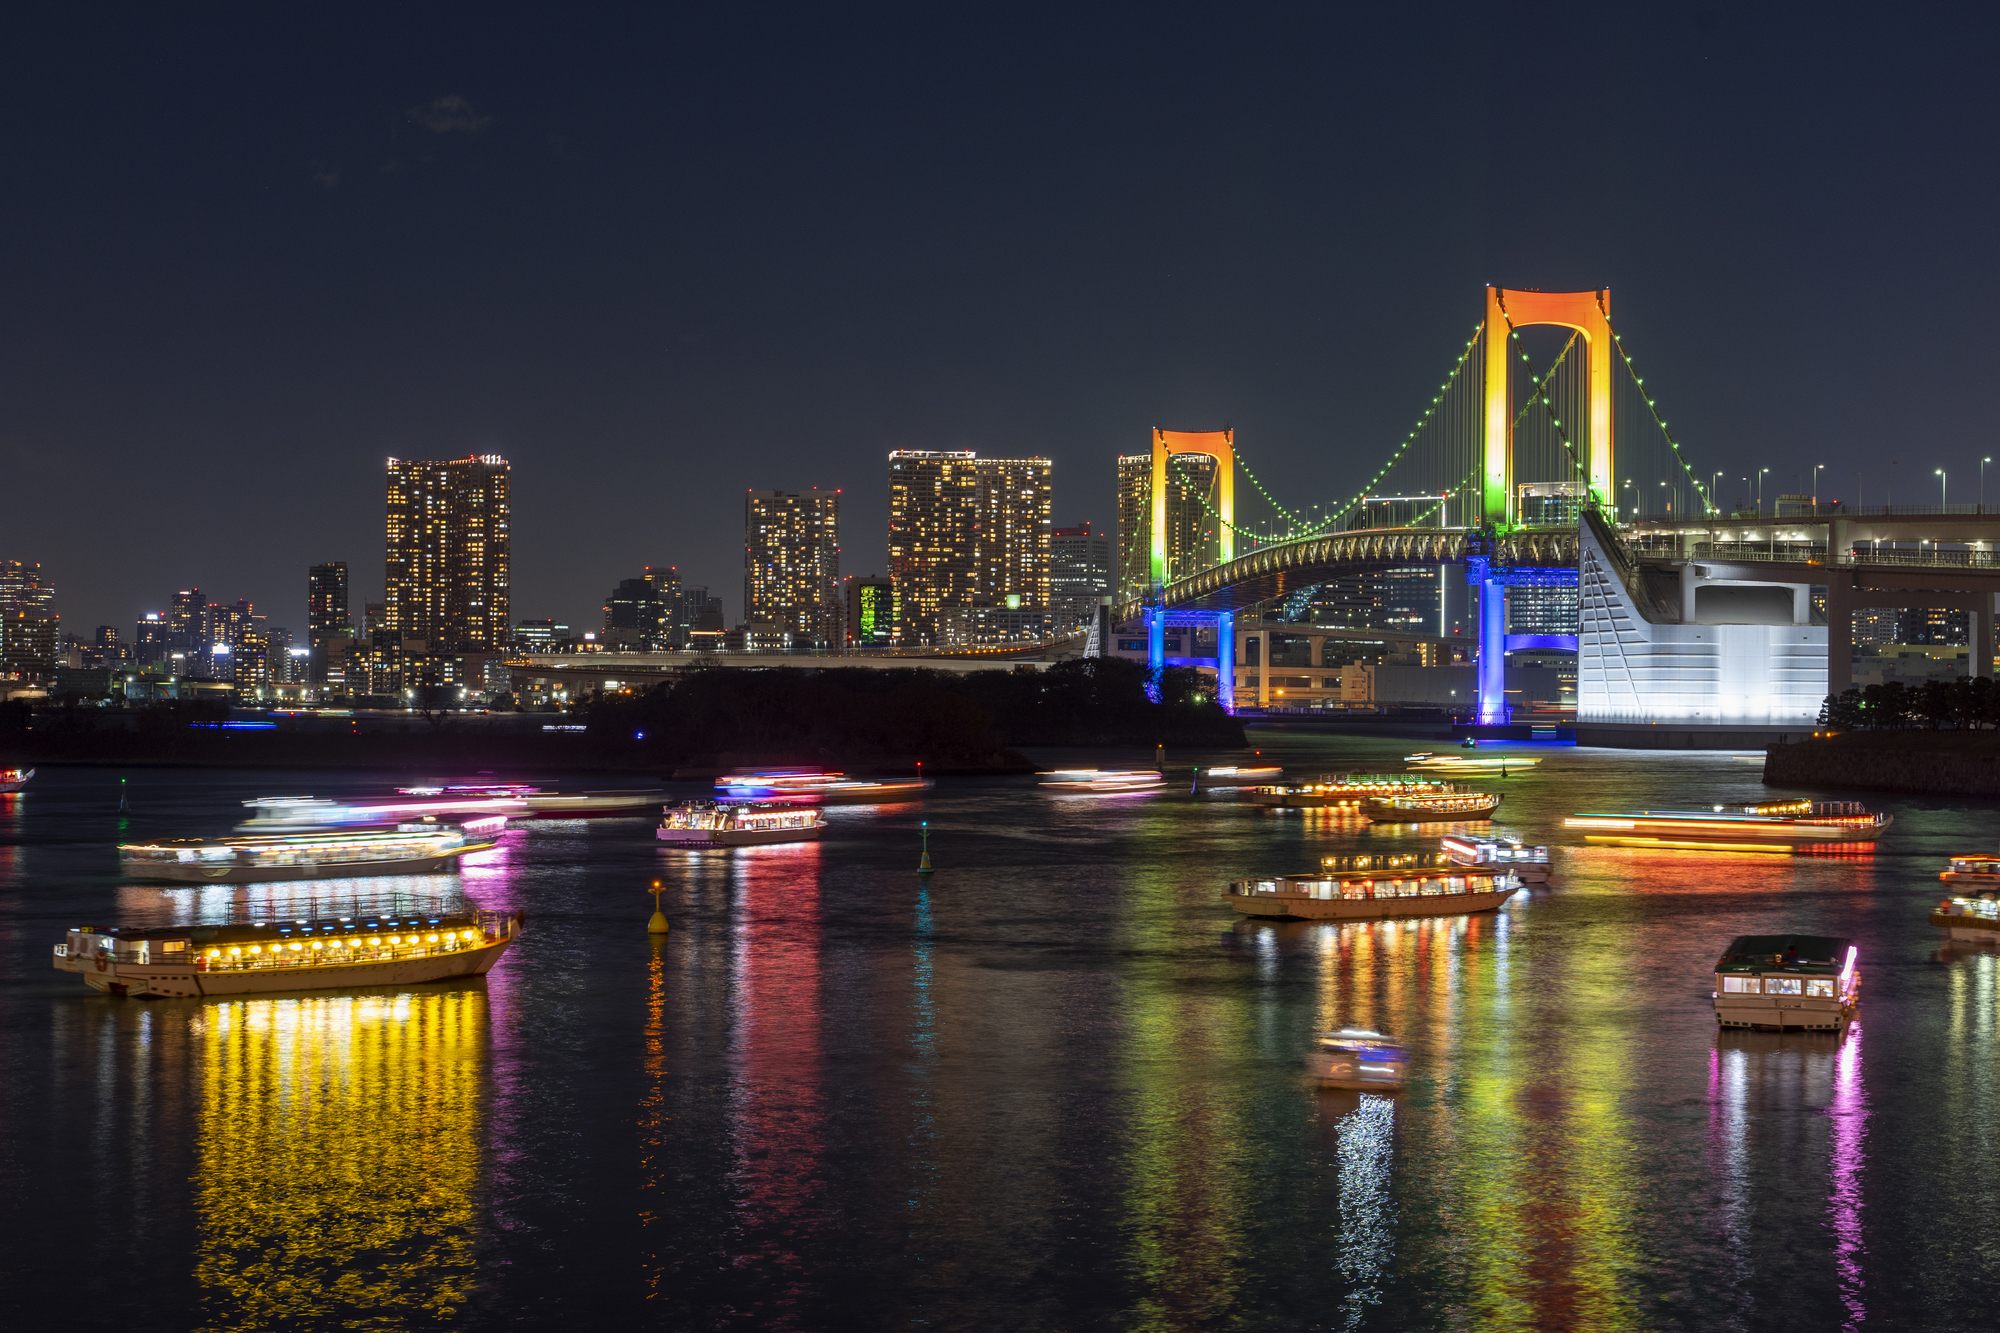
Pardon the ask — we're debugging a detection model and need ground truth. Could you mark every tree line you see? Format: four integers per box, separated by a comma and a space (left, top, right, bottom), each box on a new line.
1818, 677, 2000, 730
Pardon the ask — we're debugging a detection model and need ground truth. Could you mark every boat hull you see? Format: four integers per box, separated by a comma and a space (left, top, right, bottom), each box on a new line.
64, 937, 514, 999
120, 849, 473, 884
1247, 792, 1361, 808
1229, 886, 1517, 921
656, 826, 824, 847
1362, 796, 1501, 823
1568, 813, 1892, 848
523, 794, 663, 817
1933, 910, 2000, 943
811, 784, 929, 804
1714, 994, 1853, 1032
0, 768, 31, 794
1305, 1049, 1405, 1091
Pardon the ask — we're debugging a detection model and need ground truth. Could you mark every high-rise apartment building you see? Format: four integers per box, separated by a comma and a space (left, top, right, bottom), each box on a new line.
1114, 453, 1219, 604
744, 488, 841, 650
1050, 523, 1111, 630
307, 562, 352, 683
0, 560, 58, 681
169, 589, 202, 653
384, 455, 511, 651
887, 451, 1052, 646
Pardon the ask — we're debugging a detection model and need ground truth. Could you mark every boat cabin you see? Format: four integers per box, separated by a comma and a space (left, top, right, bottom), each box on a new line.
1712, 933, 1857, 1032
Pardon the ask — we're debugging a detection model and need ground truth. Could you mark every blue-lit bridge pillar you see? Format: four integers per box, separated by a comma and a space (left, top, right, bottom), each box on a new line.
1467, 555, 1507, 727
1145, 596, 1165, 702
1215, 612, 1235, 713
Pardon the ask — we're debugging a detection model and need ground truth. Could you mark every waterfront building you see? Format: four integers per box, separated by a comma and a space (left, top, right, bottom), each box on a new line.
1508, 582, 1580, 637
745, 488, 841, 651
384, 455, 511, 652
0, 561, 58, 682
843, 575, 894, 650
1050, 523, 1110, 631
514, 619, 567, 652
1115, 452, 1218, 604
1897, 606, 1968, 647
308, 562, 353, 682
887, 451, 1051, 646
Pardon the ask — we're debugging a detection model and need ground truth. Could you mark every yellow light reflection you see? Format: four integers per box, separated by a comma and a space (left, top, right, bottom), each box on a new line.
193, 989, 485, 1328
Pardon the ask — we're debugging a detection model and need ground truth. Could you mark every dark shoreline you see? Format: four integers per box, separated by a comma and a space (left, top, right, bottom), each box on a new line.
1765, 732, 2000, 797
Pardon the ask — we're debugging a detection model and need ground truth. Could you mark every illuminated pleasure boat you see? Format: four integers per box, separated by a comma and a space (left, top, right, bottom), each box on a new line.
715, 769, 932, 804
1306, 1028, 1408, 1091
1405, 753, 1540, 774
1713, 934, 1859, 1031
1939, 854, 2000, 885
1038, 769, 1167, 792
1360, 788, 1501, 823
1932, 889, 2000, 942
0, 766, 32, 793
52, 907, 523, 999
120, 821, 497, 883
1227, 851, 1519, 921
238, 791, 530, 831
657, 799, 827, 846
1246, 775, 1448, 808
1439, 833, 1551, 882
1564, 800, 1890, 852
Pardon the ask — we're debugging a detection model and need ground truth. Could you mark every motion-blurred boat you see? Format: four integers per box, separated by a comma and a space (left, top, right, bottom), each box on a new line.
1565, 800, 1889, 852
53, 906, 523, 998
1713, 934, 1859, 1031
1038, 769, 1166, 792
1195, 765, 1283, 787
1405, 754, 1540, 774
715, 769, 931, 804
1439, 833, 1551, 881
1307, 1028, 1408, 1091
120, 819, 498, 884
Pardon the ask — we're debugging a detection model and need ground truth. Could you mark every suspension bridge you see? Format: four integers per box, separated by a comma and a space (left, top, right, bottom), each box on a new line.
1117, 286, 2000, 742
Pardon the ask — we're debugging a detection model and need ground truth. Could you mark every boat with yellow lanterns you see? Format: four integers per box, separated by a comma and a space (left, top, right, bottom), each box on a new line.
1360, 788, 1501, 823
1247, 774, 1449, 809
52, 907, 523, 998
118, 820, 498, 884
1226, 850, 1519, 921
1564, 799, 1890, 852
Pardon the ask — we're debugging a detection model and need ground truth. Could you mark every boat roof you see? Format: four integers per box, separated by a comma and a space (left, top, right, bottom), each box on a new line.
71, 909, 480, 944
1714, 934, 1853, 971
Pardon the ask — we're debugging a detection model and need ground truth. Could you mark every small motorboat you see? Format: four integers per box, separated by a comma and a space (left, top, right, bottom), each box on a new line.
1940, 854, 2000, 885
1713, 934, 1858, 1032
1038, 769, 1166, 792
1195, 765, 1284, 787
1440, 833, 1551, 882
1307, 1029, 1407, 1091
0, 766, 32, 793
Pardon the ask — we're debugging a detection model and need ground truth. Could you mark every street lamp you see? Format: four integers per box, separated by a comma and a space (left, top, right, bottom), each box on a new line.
1982, 457, 1992, 511
1711, 471, 1723, 514
1812, 463, 1824, 509
1938, 468, 1948, 508
1758, 468, 1770, 514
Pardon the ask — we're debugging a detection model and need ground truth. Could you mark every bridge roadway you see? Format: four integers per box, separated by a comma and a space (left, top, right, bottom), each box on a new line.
1116, 525, 1578, 621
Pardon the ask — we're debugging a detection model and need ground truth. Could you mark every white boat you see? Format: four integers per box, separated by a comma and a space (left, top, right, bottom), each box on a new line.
0, 766, 32, 793
1306, 1028, 1408, 1091
656, 800, 827, 846
1713, 934, 1858, 1031
1440, 833, 1552, 882
121, 821, 496, 883
238, 792, 528, 831
1195, 765, 1284, 787
521, 790, 666, 817
52, 908, 523, 998
1228, 854, 1519, 921
1933, 893, 2000, 942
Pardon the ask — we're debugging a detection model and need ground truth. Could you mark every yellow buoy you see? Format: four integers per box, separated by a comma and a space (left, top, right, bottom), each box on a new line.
648, 881, 671, 935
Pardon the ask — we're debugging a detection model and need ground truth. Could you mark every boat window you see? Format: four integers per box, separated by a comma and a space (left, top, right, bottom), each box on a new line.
1805, 979, 1835, 998
1720, 976, 1759, 993
1765, 976, 1803, 995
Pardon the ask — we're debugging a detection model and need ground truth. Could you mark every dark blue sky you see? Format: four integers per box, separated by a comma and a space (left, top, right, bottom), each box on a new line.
2, 4, 1994, 634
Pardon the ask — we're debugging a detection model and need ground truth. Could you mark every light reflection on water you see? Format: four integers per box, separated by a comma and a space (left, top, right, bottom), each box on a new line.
10, 746, 2000, 1330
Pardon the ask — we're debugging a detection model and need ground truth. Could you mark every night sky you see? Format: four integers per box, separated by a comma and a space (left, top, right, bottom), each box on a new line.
3, 5, 1994, 637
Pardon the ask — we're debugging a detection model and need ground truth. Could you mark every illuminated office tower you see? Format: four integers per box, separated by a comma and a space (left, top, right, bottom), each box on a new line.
307, 562, 352, 682
169, 589, 202, 652
744, 488, 841, 650
843, 574, 894, 649
1050, 523, 1111, 630
1114, 452, 1218, 604
384, 455, 511, 651
133, 612, 168, 665
887, 451, 1052, 646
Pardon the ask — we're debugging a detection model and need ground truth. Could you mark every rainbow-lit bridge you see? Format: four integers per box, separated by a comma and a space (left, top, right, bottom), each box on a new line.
1119, 286, 2000, 739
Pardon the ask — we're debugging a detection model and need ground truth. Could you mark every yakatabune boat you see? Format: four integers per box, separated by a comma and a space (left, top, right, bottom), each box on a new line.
1247, 775, 1448, 808
1565, 800, 1890, 851
1360, 789, 1501, 823
0, 766, 32, 793
1713, 934, 1859, 1031
1227, 851, 1518, 921
1932, 892, 2000, 943
52, 908, 522, 998
120, 821, 497, 884
1940, 854, 2000, 885
656, 800, 827, 846
1307, 1028, 1408, 1091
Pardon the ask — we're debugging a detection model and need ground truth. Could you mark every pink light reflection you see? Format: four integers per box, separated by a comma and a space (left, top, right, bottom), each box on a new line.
1829, 1023, 1867, 1331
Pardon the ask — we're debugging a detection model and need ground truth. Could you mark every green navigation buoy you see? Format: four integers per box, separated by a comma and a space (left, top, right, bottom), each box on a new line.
918, 820, 934, 875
